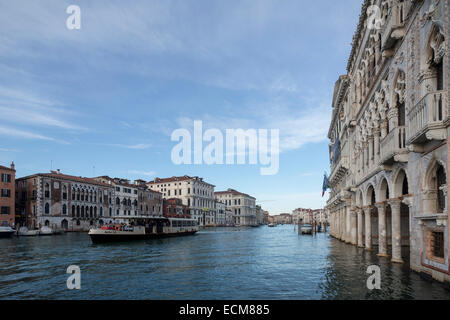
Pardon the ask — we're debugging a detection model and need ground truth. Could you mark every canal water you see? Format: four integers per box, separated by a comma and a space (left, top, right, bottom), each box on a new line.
0, 225, 449, 300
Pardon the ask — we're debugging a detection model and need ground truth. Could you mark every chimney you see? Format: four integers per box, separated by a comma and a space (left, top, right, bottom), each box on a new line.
10, 161, 15, 171
57, 169, 60, 174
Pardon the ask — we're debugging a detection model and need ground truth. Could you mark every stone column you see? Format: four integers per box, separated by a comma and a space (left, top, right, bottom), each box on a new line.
357, 209, 364, 247
364, 207, 372, 250
330, 211, 333, 237
388, 108, 398, 134
368, 136, 374, 165
390, 199, 403, 263
335, 210, 338, 238
374, 128, 380, 165
331, 211, 334, 237
342, 206, 346, 242
346, 205, 351, 243
376, 203, 388, 257
350, 209, 357, 245
418, 69, 438, 97
380, 120, 388, 139
439, 185, 448, 214
336, 208, 341, 240
365, 143, 369, 168
334, 209, 337, 239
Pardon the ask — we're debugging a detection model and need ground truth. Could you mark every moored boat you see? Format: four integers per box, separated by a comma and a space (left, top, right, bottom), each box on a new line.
39, 226, 54, 236
0, 226, 16, 238
300, 223, 313, 234
18, 226, 39, 236
268, 223, 275, 227
89, 217, 198, 243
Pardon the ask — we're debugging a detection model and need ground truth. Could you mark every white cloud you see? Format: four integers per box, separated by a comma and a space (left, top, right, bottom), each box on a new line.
172, 92, 331, 154
0, 147, 19, 152
107, 143, 152, 150
127, 170, 156, 177
0, 85, 85, 142
0, 105, 84, 131
0, 126, 69, 144
300, 172, 316, 177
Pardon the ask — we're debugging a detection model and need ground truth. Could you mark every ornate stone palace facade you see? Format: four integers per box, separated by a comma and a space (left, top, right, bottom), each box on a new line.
326, 0, 449, 283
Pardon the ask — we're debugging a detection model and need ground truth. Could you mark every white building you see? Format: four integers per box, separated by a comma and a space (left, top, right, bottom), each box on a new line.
326, 0, 449, 284
16, 171, 115, 232
293, 208, 328, 225
256, 205, 264, 225
148, 175, 215, 226
215, 189, 257, 226
215, 200, 226, 226
94, 176, 139, 218
225, 208, 233, 226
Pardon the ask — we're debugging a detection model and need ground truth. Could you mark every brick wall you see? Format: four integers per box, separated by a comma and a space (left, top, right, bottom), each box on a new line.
0, 165, 15, 227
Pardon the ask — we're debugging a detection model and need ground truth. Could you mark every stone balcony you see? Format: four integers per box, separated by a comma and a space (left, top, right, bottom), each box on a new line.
380, 126, 408, 165
329, 156, 349, 187
381, 12, 406, 55
408, 90, 447, 145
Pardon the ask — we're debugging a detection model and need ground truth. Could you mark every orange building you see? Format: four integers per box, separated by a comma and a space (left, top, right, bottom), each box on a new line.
0, 162, 15, 228
163, 198, 190, 218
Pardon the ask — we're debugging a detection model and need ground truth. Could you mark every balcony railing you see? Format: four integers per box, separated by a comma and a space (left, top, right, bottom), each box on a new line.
408, 90, 447, 144
380, 126, 407, 164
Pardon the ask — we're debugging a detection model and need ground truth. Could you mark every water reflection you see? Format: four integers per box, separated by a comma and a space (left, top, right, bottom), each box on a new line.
0, 226, 449, 300
320, 238, 450, 300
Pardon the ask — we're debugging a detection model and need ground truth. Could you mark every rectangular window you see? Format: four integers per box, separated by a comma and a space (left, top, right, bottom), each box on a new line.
432, 231, 445, 259
1, 174, 11, 183
1, 189, 11, 197
1, 206, 10, 215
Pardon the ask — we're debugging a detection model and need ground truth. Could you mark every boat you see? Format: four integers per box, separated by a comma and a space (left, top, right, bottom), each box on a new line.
18, 226, 39, 236
268, 223, 275, 227
88, 217, 198, 243
39, 226, 54, 236
0, 226, 16, 238
300, 223, 313, 235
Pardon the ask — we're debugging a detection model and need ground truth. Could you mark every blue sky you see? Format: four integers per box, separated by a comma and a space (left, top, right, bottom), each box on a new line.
0, 0, 362, 214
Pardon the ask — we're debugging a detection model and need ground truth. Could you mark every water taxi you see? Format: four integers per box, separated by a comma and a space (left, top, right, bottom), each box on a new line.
17, 226, 39, 236
88, 216, 198, 243
300, 223, 313, 235
39, 226, 54, 236
0, 226, 15, 238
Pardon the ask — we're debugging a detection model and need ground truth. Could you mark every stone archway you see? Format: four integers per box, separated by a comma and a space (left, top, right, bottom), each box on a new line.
377, 178, 392, 257
392, 168, 411, 263
421, 23, 445, 93
424, 159, 447, 214
365, 184, 378, 250
61, 219, 68, 230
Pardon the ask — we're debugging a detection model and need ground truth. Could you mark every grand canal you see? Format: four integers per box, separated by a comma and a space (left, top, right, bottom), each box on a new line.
0, 225, 449, 300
